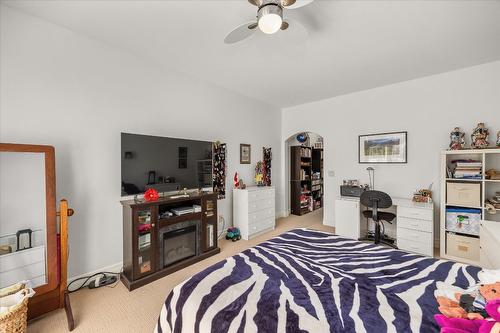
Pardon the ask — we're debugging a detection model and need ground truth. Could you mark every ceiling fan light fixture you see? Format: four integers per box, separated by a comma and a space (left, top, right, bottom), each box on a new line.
258, 4, 283, 34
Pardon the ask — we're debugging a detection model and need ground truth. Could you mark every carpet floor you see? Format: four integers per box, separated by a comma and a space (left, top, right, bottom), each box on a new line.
28, 209, 330, 332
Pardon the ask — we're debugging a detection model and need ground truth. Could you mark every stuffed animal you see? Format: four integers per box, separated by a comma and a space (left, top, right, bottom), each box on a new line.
437, 282, 500, 320
434, 299, 500, 333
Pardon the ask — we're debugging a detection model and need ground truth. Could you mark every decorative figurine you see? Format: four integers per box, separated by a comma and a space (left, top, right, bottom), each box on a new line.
233, 172, 240, 188
471, 122, 489, 149
449, 127, 465, 150
497, 131, 500, 147
255, 161, 264, 186
144, 188, 159, 202
233, 172, 246, 189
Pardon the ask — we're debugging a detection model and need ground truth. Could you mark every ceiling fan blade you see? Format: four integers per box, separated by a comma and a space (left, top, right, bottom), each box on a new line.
224, 22, 258, 44
284, 0, 314, 9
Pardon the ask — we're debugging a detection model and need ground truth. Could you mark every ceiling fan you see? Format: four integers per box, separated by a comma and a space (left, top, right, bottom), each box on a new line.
224, 0, 314, 44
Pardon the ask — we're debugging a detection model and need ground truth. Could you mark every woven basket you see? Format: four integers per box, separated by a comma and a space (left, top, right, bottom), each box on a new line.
0, 283, 29, 333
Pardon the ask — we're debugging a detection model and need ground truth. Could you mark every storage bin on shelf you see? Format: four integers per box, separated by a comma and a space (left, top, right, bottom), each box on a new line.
446, 232, 480, 262
446, 182, 481, 207
445, 207, 481, 236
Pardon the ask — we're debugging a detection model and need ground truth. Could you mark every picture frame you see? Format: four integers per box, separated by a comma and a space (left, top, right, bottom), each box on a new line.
358, 131, 407, 164
240, 144, 251, 164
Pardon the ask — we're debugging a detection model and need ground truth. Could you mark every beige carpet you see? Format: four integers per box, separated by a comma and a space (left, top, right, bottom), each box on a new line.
28, 210, 331, 333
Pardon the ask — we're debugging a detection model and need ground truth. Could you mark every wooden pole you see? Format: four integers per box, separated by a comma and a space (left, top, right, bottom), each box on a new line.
57, 199, 75, 331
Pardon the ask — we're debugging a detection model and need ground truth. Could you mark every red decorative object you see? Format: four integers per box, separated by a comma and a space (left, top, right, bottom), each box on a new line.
234, 172, 240, 188
144, 188, 159, 202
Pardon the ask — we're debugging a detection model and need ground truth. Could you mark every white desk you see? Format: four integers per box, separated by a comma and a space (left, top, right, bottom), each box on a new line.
335, 196, 434, 257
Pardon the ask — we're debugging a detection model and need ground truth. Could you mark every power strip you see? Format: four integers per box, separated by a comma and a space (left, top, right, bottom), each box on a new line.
88, 274, 118, 289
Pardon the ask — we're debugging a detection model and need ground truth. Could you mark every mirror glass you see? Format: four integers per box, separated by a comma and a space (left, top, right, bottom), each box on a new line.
0, 151, 47, 288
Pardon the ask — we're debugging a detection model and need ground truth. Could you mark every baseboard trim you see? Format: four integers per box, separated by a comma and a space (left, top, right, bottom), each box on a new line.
323, 217, 334, 227
276, 211, 288, 219
68, 261, 123, 286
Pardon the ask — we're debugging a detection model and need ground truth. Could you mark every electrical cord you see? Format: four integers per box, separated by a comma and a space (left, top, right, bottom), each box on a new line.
217, 215, 226, 239
66, 271, 121, 293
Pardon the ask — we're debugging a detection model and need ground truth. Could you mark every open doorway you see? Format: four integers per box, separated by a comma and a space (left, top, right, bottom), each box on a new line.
285, 132, 324, 218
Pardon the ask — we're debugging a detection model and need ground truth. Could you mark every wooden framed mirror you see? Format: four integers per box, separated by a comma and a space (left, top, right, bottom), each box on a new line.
0, 143, 58, 312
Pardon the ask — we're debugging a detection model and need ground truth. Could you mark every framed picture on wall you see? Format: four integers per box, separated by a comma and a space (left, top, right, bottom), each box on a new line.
240, 144, 251, 164
359, 131, 407, 163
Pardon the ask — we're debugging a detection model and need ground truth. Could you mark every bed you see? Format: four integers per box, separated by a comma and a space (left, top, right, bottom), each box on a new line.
155, 228, 480, 333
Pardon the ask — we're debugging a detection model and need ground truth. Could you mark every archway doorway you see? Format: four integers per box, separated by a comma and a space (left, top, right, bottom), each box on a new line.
285, 132, 324, 218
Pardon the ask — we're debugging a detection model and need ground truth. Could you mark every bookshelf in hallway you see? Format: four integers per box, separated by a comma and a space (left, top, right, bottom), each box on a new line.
290, 146, 324, 216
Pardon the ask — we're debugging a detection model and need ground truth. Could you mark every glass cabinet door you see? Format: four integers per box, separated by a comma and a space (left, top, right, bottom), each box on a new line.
202, 196, 217, 252
135, 208, 155, 277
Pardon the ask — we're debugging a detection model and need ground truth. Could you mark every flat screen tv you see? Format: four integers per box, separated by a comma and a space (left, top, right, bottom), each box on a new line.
121, 133, 213, 196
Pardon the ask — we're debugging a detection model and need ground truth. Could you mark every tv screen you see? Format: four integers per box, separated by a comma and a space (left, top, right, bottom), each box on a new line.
121, 133, 213, 196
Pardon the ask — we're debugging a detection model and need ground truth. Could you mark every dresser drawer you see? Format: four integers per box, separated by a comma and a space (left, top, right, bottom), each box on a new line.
248, 218, 275, 237
0, 245, 45, 273
248, 188, 275, 202
248, 198, 274, 213
257, 218, 275, 232
398, 238, 433, 257
0, 261, 45, 289
397, 216, 433, 233
398, 206, 433, 221
397, 227, 432, 244
248, 208, 275, 224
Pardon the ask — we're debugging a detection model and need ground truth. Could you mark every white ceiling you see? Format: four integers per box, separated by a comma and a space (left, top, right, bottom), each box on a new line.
4, 0, 500, 108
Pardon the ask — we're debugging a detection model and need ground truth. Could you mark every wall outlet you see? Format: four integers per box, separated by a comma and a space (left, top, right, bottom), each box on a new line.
327, 170, 335, 177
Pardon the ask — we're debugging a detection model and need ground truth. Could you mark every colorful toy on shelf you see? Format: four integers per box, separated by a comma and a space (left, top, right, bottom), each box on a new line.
450, 127, 466, 150
144, 188, 159, 202
471, 123, 489, 149
225, 227, 241, 242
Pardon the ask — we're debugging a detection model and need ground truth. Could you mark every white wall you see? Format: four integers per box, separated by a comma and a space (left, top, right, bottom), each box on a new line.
0, 6, 282, 277
281, 61, 500, 241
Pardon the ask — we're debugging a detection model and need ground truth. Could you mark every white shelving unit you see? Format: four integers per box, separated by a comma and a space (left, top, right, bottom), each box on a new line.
440, 148, 500, 268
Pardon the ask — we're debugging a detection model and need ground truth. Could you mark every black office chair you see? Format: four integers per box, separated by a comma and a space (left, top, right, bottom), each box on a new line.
358, 190, 398, 249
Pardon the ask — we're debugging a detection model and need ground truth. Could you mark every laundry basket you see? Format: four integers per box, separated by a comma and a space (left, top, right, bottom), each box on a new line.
0, 283, 31, 333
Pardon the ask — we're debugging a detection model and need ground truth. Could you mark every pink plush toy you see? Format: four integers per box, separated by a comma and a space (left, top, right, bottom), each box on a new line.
435, 299, 500, 333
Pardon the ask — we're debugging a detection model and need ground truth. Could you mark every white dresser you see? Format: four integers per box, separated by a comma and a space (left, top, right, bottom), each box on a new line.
335, 196, 434, 257
395, 200, 434, 257
233, 186, 275, 240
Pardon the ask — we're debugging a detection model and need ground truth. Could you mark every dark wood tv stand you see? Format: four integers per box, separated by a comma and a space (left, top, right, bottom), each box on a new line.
121, 192, 219, 291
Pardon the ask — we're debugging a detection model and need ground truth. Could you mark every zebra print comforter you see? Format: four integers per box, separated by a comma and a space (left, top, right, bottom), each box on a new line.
155, 228, 480, 333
